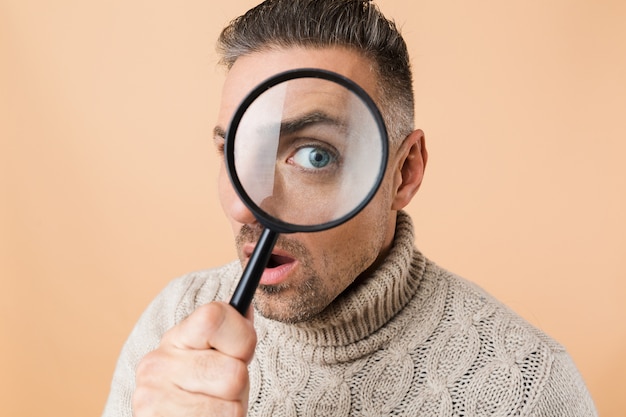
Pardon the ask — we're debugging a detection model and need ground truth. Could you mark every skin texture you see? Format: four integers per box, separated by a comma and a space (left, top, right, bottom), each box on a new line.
133, 46, 427, 417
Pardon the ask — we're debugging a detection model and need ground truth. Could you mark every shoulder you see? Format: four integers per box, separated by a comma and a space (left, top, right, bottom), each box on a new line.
430, 262, 565, 352
413, 261, 597, 415
125, 260, 242, 348
151, 260, 242, 323
427, 263, 568, 367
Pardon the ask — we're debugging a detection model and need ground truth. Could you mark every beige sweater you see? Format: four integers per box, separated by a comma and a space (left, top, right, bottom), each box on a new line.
103, 212, 597, 416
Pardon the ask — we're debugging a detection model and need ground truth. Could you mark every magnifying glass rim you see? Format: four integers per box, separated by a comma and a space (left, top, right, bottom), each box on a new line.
224, 68, 389, 234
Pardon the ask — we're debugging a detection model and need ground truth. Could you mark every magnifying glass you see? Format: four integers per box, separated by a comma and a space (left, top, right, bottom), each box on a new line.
225, 68, 389, 315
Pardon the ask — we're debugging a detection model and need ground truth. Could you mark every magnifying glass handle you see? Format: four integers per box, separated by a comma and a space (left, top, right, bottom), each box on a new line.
229, 227, 279, 315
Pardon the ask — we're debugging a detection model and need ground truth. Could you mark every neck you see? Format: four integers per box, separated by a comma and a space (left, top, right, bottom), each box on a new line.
344, 210, 398, 295
255, 211, 424, 362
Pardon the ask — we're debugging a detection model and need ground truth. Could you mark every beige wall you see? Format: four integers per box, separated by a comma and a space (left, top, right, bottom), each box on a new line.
1, 0, 624, 415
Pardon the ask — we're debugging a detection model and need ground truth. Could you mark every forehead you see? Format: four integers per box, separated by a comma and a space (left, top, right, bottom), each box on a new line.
217, 47, 379, 126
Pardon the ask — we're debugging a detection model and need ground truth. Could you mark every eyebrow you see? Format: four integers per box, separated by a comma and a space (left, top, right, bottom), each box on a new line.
212, 111, 346, 144
213, 126, 226, 139
279, 111, 347, 135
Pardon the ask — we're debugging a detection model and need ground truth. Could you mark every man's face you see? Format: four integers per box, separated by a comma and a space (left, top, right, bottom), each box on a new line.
214, 47, 398, 323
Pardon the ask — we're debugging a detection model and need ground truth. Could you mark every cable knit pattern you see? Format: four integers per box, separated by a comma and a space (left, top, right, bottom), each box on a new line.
102, 212, 597, 417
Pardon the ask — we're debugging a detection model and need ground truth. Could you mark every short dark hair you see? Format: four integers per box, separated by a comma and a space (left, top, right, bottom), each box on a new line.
217, 0, 414, 146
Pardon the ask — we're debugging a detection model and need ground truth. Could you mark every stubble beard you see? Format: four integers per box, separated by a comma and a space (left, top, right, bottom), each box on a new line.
235, 225, 330, 323
233, 200, 390, 323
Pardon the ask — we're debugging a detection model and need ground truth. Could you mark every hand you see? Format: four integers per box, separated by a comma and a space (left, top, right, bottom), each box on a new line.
133, 302, 257, 416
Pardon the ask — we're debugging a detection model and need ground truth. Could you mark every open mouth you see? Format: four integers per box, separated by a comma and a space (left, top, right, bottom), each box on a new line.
266, 253, 295, 269
243, 244, 296, 270
242, 245, 297, 286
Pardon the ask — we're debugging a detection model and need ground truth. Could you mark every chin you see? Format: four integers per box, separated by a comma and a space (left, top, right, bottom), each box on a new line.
253, 294, 325, 324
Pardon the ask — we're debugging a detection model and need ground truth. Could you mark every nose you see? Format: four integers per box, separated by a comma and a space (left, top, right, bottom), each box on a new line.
228, 193, 259, 226
219, 162, 259, 226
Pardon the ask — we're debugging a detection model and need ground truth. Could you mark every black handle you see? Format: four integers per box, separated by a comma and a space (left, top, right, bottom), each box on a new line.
229, 227, 279, 315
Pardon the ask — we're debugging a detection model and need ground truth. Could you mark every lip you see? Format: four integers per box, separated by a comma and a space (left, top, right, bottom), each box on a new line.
242, 244, 298, 286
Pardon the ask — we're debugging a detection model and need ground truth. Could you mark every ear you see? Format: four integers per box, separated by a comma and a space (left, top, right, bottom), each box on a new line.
391, 129, 428, 210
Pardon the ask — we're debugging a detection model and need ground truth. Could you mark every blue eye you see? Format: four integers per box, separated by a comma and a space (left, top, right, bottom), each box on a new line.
292, 146, 334, 169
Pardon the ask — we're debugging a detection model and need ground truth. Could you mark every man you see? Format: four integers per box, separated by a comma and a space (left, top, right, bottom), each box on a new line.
103, 1, 597, 416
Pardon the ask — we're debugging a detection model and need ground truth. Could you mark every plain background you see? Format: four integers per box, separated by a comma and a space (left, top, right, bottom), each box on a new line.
1, 0, 624, 415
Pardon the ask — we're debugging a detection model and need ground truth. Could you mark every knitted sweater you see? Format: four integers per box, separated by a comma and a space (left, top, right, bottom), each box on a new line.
102, 212, 597, 416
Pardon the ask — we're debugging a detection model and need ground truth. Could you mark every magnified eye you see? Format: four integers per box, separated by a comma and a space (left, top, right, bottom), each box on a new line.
291, 146, 335, 169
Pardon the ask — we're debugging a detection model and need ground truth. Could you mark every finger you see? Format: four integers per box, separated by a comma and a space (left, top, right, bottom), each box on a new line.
136, 348, 249, 402
175, 349, 250, 400
162, 301, 257, 362
134, 380, 248, 417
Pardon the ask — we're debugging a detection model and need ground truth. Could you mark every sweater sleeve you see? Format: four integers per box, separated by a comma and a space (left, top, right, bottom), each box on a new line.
530, 350, 598, 417
101, 272, 225, 417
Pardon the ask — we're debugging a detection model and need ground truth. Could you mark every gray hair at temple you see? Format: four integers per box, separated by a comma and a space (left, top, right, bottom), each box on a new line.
216, 0, 415, 148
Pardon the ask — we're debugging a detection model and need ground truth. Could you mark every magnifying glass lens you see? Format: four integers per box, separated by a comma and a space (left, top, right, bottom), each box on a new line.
226, 69, 388, 314
233, 76, 384, 227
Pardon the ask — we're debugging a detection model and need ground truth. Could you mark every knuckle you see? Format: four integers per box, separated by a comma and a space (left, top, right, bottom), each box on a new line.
242, 324, 258, 359
195, 302, 227, 335
193, 350, 218, 378
191, 350, 249, 400
135, 351, 162, 382
223, 360, 250, 399
201, 302, 227, 324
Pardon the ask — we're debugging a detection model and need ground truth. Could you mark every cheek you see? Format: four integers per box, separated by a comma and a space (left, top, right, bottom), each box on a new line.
217, 163, 260, 231
217, 165, 241, 229
217, 165, 232, 214
310, 203, 389, 266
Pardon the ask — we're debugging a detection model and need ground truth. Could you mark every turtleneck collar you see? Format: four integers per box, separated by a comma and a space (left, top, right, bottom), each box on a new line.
255, 211, 426, 359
